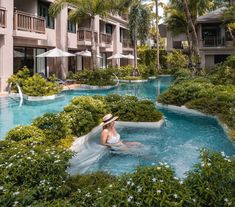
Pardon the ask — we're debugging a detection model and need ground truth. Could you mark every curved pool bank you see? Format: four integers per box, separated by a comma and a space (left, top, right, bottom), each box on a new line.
68, 119, 165, 175
0, 76, 234, 178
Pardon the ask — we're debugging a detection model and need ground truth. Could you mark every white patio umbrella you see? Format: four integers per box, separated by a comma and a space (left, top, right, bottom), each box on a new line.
36, 48, 75, 77
107, 53, 126, 67
37, 48, 75, 58
123, 53, 140, 60
76, 50, 102, 58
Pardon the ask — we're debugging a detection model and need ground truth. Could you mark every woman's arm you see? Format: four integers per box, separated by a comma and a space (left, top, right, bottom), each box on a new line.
101, 129, 109, 146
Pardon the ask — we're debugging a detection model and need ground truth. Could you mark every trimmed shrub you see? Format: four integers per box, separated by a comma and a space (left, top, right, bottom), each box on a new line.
5, 125, 45, 144
75, 69, 116, 86
22, 74, 62, 96
65, 108, 96, 137
69, 96, 108, 123
7, 67, 62, 96
32, 113, 71, 142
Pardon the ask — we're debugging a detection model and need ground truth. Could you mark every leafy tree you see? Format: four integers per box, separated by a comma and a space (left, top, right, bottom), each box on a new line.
128, 0, 151, 74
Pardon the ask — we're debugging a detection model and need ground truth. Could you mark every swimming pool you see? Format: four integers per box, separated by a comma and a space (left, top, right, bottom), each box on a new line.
0, 77, 234, 177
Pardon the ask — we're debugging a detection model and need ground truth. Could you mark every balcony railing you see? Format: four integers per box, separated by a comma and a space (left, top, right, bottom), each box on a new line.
123, 39, 133, 48
0, 7, 6, 28
100, 33, 112, 44
78, 28, 98, 43
14, 10, 46, 33
202, 37, 226, 47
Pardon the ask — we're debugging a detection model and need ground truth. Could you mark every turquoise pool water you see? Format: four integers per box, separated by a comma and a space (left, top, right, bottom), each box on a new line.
0, 77, 234, 177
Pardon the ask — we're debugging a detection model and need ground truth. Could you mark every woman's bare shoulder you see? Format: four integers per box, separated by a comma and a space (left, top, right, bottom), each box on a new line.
101, 129, 109, 135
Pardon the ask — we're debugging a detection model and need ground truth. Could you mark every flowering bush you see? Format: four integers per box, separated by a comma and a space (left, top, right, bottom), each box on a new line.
5, 125, 45, 144
32, 113, 71, 142
0, 141, 72, 206
184, 150, 235, 207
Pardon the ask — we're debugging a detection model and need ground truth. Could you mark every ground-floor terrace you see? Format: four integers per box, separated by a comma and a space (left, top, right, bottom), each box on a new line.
0, 37, 134, 92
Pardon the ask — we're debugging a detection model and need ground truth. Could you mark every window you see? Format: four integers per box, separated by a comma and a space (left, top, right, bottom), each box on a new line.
14, 47, 46, 76
106, 24, 113, 34
38, 1, 55, 29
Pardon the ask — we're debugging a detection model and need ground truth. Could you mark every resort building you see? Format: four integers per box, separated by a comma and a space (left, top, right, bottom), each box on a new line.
0, 0, 133, 92
162, 7, 235, 69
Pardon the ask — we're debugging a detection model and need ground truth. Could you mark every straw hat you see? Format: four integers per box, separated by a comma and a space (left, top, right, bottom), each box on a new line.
100, 114, 118, 126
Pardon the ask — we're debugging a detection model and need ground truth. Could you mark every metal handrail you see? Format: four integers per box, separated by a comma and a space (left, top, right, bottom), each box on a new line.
112, 73, 120, 87
8, 82, 23, 107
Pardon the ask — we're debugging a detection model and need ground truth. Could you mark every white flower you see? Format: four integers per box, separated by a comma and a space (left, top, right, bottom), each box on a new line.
227, 202, 232, 206
152, 178, 157, 182
112, 205, 117, 207
201, 162, 205, 167
127, 181, 131, 185
137, 186, 142, 192
179, 181, 183, 185
165, 165, 170, 168
159, 179, 164, 183
207, 163, 211, 167
49, 187, 53, 190
54, 160, 60, 163
224, 198, 229, 202
86, 193, 91, 197
109, 184, 112, 188
13, 191, 20, 196
131, 182, 135, 186
77, 188, 81, 193
127, 195, 133, 202
157, 190, 161, 194
0, 186, 3, 190
157, 166, 161, 170
192, 198, 196, 202
173, 194, 178, 199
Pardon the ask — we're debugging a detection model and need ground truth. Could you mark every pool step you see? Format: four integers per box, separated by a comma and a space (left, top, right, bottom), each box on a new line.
0, 98, 20, 109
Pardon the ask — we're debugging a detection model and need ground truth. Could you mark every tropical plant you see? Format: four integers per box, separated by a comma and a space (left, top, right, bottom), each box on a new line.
222, 3, 235, 42
128, 0, 151, 74
49, 0, 132, 70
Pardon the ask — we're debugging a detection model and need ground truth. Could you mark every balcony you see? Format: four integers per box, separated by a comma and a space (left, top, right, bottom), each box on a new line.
78, 28, 98, 45
100, 33, 112, 45
123, 39, 133, 49
14, 10, 46, 40
202, 37, 226, 47
0, 7, 6, 28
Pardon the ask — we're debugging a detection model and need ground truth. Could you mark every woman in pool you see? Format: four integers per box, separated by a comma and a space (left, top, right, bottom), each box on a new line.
100, 114, 142, 151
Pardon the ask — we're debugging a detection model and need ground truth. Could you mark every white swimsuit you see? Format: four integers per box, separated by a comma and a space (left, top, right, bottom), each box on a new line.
107, 133, 121, 144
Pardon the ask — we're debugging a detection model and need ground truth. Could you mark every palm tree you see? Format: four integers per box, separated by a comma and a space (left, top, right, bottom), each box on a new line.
222, 3, 235, 42
165, 6, 193, 65
168, 0, 212, 70
128, 0, 151, 75
49, 0, 131, 70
